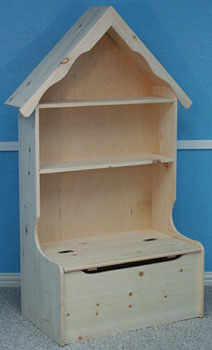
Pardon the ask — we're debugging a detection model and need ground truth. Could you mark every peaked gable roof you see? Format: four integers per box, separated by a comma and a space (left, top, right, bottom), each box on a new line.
6, 6, 192, 117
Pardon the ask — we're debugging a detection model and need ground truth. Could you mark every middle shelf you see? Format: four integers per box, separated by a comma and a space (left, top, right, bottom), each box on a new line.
39, 153, 174, 174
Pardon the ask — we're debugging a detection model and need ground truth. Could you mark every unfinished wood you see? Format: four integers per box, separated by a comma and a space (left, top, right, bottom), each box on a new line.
8, 6, 202, 346
108, 9, 192, 107
18, 113, 64, 345
39, 104, 174, 164
41, 33, 155, 102
6, 7, 111, 115
39, 97, 175, 108
63, 253, 199, 343
39, 166, 152, 243
41, 229, 200, 272
6, 6, 192, 116
39, 153, 174, 174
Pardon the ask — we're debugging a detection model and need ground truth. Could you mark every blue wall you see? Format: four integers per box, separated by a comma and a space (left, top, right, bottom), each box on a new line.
0, 0, 211, 272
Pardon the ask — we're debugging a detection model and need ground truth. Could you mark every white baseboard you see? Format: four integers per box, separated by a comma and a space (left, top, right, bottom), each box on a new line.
0, 273, 21, 287
177, 140, 212, 149
204, 272, 212, 286
0, 272, 212, 287
1, 140, 212, 152
0, 142, 19, 151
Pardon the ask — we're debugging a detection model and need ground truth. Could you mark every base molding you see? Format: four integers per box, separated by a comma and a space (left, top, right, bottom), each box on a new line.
204, 272, 212, 286
0, 273, 21, 287
0, 272, 212, 288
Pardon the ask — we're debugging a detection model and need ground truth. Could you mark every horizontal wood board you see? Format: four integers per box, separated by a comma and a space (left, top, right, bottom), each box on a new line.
39, 97, 175, 108
39, 153, 174, 174
41, 229, 200, 272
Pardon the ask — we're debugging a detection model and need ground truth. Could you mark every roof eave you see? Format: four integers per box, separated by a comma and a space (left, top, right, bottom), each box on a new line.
5, 5, 192, 117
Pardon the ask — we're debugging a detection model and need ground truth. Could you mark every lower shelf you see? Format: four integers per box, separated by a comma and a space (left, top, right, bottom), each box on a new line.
41, 229, 200, 272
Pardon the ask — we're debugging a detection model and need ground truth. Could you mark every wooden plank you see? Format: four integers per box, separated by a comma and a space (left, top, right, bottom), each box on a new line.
18, 112, 64, 345
38, 97, 175, 108
39, 154, 174, 174
41, 229, 200, 272
63, 253, 199, 343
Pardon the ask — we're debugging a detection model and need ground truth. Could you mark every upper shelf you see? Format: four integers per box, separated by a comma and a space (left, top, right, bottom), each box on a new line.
38, 97, 175, 109
39, 153, 174, 174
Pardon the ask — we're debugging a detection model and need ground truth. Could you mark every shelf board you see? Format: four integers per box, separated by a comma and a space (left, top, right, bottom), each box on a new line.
38, 97, 175, 109
39, 154, 174, 174
41, 229, 200, 273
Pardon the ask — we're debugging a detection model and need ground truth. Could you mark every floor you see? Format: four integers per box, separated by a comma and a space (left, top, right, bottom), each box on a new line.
0, 287, 211, 350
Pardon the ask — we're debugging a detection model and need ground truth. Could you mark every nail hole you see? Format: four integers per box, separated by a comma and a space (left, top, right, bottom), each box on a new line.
164, 295, 168, 298
78, 24, 82, 28
129, 292, 132, 296
67, 313, 70, 316
96, 312, 99, 316
9, 97, 13, 101
129, 304, 132, 308
26, 81, 31, 86
96, 303, 99, 307
180, 268, 183, 272
139, 271, 144, 277
78, 336, 82, 340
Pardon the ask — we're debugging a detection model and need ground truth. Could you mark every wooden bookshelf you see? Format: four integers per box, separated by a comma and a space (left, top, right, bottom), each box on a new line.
7, 6, 203, 346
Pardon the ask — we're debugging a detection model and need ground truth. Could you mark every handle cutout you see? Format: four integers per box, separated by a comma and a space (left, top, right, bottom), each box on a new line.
143, 238, 158, 242
82, 255, 181, 274
58, 249, 74, 254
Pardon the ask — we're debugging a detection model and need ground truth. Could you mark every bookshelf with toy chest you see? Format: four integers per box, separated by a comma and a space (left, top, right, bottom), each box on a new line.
6, 6, 204, 346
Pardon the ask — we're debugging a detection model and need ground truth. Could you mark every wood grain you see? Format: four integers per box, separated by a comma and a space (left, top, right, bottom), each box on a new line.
41, 229, 200, 272
6, 6, 192, 116
63, 253, 199, 344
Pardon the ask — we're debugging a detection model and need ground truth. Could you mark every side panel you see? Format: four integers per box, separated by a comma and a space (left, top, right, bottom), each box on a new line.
64, 253, 200, 344
18, 111, 64, 345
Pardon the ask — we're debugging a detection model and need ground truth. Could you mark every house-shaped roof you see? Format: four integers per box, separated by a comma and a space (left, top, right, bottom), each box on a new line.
5, 6, 192, 117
